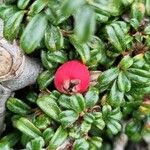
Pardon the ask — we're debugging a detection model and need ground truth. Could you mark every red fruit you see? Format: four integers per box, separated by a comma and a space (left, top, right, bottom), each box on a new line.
54, 60, 90, 94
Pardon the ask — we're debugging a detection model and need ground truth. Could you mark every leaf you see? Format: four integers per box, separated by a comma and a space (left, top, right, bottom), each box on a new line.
69, 35, 90, 64
37, 70, 54, 90
17, 0, 30, 9
43, 128, 54, 144
0, 143, 10, 150
0, 5, 18, 20
80, 121, 92, 134
107, 120, 121, 135
21, 13, 48, 54
45, 25, 64, 51
7, 97, 31, 115
89, 136, 102, 149
41, 50, 58, 70
111, 22, 126, 50
37, 94, 61, 121
97, 67, 119, 91
34, 114, 51, 130
59, 110, 79, 128
73, 138, 89, 150
92, 112, 105, 130
4, 10, 25, 41
70, 93, 86, 113
108, 81, 124, 107
117, 71, 131, 92
0, 132, 20, 147
49, 126, 68, 149
106, 25, 123, 52
26, 91, 38, 103
47, 50, 68, 64
119, 55, 133, 70
26, 137, 45, 150
28, 0, 48, 16
128, 68, 150, 78
146, 0, 150, 16
75, 6, 96, 43
131, 2, 145, 22
14, 117, 42, 138
61, 0, 85, 17
89, 0, 122, 16
84, 113, 95, 124
85, 87, 99, 109
125, 120, 142, 141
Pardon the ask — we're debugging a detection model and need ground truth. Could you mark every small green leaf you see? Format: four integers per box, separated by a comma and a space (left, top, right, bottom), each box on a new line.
85, 87, 99, 109
37, 94, 61, 121
49, 126, 68, 149
7, 97, 31, 115
108, 81, 124, 107
43, 128, 54, 145
119, 55, 133, 70
28, 0, 48, 16
97, 67, 119, 92
14, 117, 42, 138
34, 114, 51, 130
69, 35, 90, 64
73, 138, 89, 150
26, 137, 45, 150
61, 0, 85, 17
146, 0, 150, 16
0, 132, 20, 147
21, 13, 48, 54
131, 2, 145, 22
41, 50, 58, 70
17, 0, 30, 9
117, 71, 131, 92
70, 93, 86, 113
37, 70, 54, 90
75, 6, 95, 43
4, 10, 25, 41
59, 110, 79, 128
45, 25, 64, 51
89, 136, 102, 149
47, 50, 68, 64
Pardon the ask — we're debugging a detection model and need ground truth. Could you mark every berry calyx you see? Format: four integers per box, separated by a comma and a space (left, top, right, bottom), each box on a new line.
54, 60, 90, 94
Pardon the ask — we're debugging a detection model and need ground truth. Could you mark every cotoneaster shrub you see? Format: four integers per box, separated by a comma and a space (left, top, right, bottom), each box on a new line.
0, 0, 150, 149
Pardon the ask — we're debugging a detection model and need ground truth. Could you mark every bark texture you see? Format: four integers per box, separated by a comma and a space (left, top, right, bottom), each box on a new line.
0, 17, 43, 134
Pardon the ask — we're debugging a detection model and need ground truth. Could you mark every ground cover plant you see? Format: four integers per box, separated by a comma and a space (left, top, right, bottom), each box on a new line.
0, 0, 150, 149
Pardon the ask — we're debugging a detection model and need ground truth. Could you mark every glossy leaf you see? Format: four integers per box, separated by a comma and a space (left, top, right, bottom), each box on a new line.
37, 70, 54, 90
85, 87, 99, 108
117, 71, 131, 92
69, 35, 90, 64
73, 138, 89, 150
14, 117, 42, 138
75, 6, 95, 43
108, 81, 124, 107
45, 25, 64, 51
4, 10, 25, 41
59, 110, 79, 128
17, 0, 30, 9
70, 93, 86, 113
37, 94, 61, 121
7, 97, 31, 115
21, 13, 48, 54
49, 126, 68, 149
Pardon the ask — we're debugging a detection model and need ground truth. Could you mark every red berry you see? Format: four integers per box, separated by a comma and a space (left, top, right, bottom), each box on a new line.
54, 60, 90, 94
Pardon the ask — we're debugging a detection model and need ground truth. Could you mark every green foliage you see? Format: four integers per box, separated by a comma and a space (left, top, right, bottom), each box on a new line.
1, 0, 150, 149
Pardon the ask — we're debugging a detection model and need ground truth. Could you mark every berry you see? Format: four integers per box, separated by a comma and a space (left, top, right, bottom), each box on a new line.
54, 60, 90, 94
